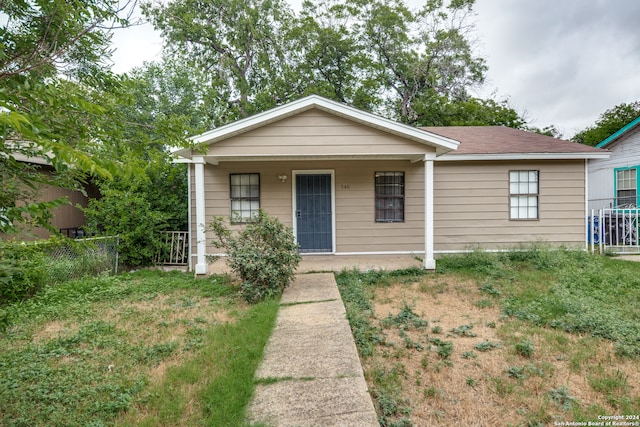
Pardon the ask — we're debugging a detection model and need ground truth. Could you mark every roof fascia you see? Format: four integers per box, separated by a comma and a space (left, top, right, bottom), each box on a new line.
437, 152, 611, 161
595, 116, 640, 148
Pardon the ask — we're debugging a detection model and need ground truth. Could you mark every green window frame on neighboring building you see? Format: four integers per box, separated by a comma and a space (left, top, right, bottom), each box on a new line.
614, 166, 639, 208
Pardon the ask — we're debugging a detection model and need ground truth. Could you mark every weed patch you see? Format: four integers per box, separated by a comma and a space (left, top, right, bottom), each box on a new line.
0, 270, 275, 427
337, 249, 640, 426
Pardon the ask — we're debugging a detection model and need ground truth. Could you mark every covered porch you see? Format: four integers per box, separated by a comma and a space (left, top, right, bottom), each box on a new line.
206, 253, 425, 275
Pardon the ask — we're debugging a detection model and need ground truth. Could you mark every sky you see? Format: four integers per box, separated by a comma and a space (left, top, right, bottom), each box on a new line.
110, 0, 640, 138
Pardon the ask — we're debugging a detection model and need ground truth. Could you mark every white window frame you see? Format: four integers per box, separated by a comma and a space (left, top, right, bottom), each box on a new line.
509, 170, 539, 220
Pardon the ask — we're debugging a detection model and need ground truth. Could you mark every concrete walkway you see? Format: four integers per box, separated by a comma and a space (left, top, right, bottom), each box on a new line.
247, 273, 379, 427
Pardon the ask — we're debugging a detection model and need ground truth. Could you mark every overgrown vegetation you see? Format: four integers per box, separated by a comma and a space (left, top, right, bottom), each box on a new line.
438, 247, 640, 358
0, 270, 279, 426
0, 238, 116, 306
337, 247, 640, 425
208, 210, 301, 303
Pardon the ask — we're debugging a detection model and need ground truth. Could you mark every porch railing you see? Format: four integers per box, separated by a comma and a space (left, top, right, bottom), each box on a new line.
589, 208, 640, 254
156, 231, 189, 265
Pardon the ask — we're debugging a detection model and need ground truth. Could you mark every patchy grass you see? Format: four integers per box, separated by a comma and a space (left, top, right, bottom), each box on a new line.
336, 248, 640, 426
0, 270, 279, 427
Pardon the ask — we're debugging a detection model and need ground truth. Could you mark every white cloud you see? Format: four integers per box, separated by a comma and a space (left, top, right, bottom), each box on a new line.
474, 0, 640, 136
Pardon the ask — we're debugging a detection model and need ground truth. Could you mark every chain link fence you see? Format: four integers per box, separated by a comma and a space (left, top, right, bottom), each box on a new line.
37, 236, 119, 283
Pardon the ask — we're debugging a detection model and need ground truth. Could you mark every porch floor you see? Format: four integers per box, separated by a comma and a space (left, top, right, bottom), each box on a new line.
206, 254, 424, 275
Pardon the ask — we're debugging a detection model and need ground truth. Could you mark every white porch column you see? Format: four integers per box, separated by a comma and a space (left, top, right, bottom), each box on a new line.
193, 156, 208, 275
424, 154, 436, 270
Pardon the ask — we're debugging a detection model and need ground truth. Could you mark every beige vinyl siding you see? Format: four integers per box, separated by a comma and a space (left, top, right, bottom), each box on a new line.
336, 161, 425, 253
190, 160, 427, 264
207, 110, 433, 157
434, 160, 586, 251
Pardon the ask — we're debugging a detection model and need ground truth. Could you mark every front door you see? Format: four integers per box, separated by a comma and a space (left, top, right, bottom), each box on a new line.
295, 173, 333, 253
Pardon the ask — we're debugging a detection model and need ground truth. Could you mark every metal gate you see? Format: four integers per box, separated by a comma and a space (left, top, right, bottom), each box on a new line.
589, 209, 640, 254
157, 231, 189, 265
295, 174, 333, 253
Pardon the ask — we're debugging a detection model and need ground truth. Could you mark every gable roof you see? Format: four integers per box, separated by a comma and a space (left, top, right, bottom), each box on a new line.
423, 126, 610, 160
595, 116, 640, 148
176, 95, 460, 158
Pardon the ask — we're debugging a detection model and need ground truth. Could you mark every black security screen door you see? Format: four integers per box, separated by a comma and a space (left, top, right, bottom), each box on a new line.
296, 174, 332, 253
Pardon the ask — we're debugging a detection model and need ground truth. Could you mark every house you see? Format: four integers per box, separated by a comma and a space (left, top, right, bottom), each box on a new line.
173, 95, 608, 274
588, 116, 640, 211
4, 153, 99, 240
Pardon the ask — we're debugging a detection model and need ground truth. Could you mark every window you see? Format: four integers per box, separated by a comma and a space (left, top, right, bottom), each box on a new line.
616, 168, 637, 207
509, 170, 538, 220
375, 172, 404, 222
230, 173, 260, 222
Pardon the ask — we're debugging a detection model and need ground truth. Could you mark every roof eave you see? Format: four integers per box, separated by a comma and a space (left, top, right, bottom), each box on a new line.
437, 152, 611, 161
595, 116, 640, 148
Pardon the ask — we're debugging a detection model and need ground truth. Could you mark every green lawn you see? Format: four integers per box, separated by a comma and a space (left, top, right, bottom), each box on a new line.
3, 249, 638, 426
0, 270, 279, 427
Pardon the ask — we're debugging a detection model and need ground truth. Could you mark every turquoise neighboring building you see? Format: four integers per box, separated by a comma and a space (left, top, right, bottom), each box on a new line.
589, 116, 640, 210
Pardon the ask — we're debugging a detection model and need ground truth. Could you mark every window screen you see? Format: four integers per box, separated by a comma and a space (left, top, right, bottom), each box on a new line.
375, 172, 405, 222
230, 173, 260, 222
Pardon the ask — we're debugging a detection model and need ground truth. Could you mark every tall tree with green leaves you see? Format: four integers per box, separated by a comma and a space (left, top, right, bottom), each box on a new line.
0, 0, 138, 234
142, 0, 489, 126
143, 0, 295, 119
80, 68, 192, 267
289, 0, 379, 109
354, 0, 486, 123
413, 95, 528, 128
572, 101, 640, 146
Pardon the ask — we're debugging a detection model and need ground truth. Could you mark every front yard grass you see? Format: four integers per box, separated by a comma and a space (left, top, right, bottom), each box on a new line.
0, 270, 279, 427
337, 248, 640, 426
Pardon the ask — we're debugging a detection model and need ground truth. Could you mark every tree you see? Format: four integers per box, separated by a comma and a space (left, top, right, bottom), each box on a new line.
78, 63, 193, 267
142, 0, 489, 126
83, 151, 188, 267
287, 0, 379, 109
572, 101, 640, 146
411, 95, 528, 128
354, 0, 486, 123
0, 0, 138, 235
143, 0, 295, 119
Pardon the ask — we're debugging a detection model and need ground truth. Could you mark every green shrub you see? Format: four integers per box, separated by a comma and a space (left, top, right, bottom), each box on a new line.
0, 241, 47, 305
84, 187, 168, 267
0, 238, 117, 306
208, 210, 301, 303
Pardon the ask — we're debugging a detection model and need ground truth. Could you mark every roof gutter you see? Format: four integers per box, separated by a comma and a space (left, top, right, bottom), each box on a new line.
437, 152, 611, 161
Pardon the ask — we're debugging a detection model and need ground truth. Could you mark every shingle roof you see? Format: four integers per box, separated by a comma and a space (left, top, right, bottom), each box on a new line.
422, 126, 606, 156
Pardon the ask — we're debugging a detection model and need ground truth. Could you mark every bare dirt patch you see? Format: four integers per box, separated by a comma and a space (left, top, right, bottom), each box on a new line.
366, 275, 640, 426
33, 320, 78, 342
